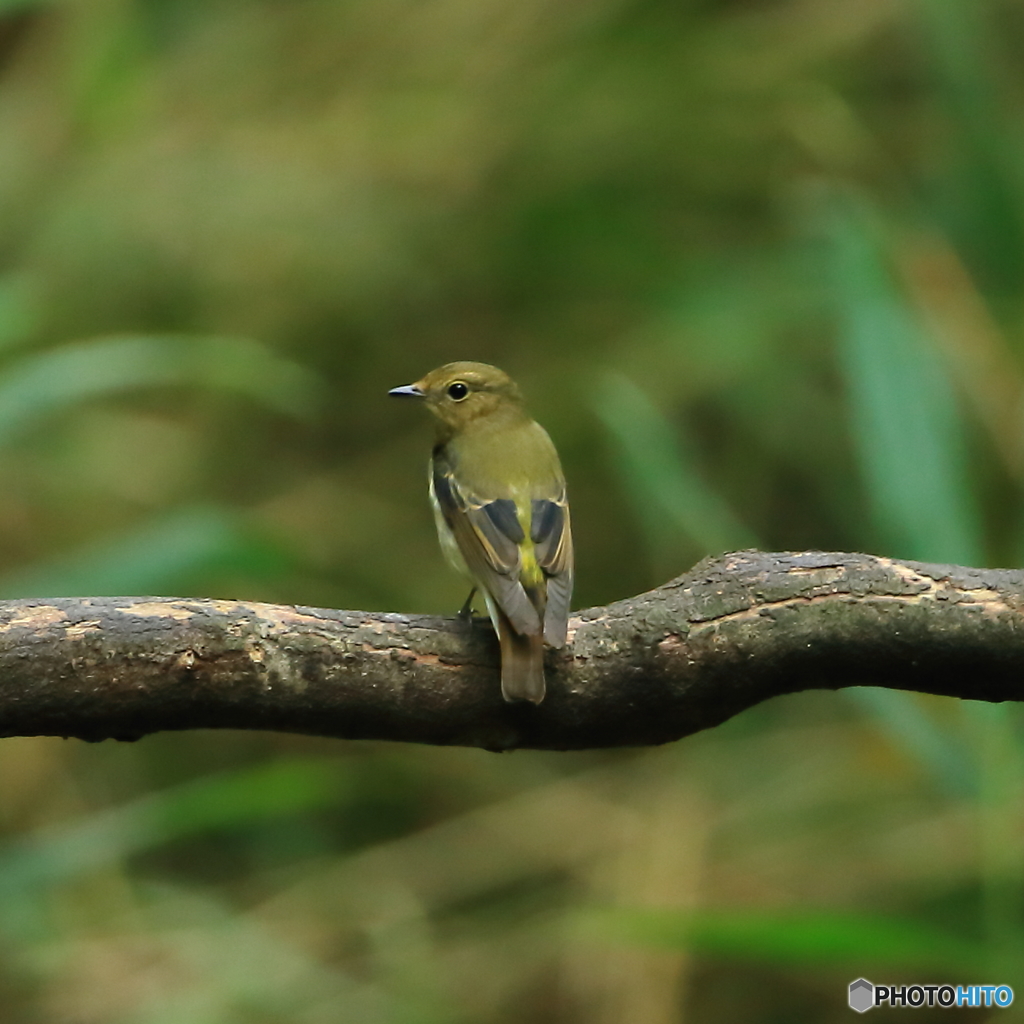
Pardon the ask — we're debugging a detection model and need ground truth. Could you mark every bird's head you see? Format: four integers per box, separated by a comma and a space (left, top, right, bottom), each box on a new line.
389, 361, 524, 431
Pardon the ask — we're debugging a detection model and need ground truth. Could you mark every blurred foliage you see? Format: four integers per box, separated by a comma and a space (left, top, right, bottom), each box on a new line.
0, 0, 1023, 1019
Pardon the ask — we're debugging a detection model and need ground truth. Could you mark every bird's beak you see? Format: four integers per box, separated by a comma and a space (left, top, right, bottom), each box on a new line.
388, 384, 424, 398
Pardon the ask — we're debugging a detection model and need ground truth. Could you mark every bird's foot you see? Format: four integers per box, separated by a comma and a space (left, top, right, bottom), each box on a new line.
458, 588, 477, 622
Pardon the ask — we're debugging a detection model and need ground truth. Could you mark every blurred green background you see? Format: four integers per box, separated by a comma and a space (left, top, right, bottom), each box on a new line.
0, 0, 1022, 1019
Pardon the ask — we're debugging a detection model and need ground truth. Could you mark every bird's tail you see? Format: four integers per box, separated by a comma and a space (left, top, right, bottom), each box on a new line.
496, 608, 546, 704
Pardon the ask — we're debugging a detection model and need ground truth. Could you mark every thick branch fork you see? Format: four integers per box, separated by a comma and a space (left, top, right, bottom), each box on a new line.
0, 550, 1022, 751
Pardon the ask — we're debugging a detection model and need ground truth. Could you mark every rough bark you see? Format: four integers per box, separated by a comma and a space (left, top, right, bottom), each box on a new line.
0, 550, 1021, 751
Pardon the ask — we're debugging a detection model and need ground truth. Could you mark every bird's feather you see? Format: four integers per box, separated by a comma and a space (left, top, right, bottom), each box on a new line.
430, 455, 542, 636
529, 492, 573, 647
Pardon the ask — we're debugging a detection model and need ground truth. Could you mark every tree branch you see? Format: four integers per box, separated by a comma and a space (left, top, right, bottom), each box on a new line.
1, 550, 1022, 751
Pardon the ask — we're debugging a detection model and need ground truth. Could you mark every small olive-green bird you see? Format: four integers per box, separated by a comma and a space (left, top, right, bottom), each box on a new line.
390, 361, 573, 703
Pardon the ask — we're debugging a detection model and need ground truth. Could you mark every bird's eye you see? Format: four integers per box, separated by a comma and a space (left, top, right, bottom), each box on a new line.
447, 381, 469, 401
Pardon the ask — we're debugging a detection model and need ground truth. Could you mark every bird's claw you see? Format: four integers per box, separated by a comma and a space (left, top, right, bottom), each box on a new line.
458, 588, 477, 622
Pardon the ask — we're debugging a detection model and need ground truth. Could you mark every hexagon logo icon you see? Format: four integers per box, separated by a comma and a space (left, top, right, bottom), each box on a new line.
849, 978, 874, 1013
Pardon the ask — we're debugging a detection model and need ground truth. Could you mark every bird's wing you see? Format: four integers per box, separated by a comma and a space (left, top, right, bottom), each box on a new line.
431, 451, 542, 636
530, 488, 573, 647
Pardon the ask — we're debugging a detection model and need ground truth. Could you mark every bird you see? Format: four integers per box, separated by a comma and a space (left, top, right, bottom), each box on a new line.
389, 361, 573, 703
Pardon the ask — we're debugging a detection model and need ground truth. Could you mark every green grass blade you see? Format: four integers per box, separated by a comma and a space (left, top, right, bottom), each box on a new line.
915, 0, 1024, 293
0, 758, 349, 939
0, 334, 324, 445
847, 687, 975, 797
0, 504, 255, 598
830, 195, 982, 565
594, 372, 758, 561
592, 907, 990, 974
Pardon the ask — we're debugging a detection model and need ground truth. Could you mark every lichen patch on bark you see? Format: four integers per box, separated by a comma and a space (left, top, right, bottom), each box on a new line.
116, 601, 196, 621
0, 605, 66, 632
